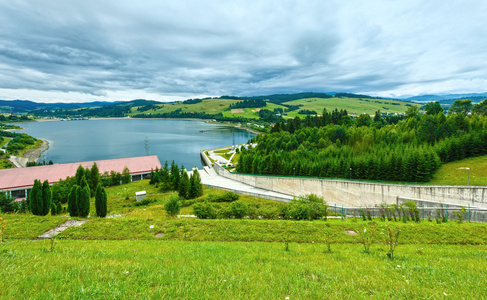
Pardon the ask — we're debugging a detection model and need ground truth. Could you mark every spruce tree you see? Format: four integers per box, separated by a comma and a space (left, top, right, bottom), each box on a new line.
68, 185, 80, 217
170, 161, 180, 191
56, 202, 62, 215
90, 162, 101, 192
78, 186, 91, 217
122, 166, 131, 184
41, 180, 52, 216
178, 169, 189, 199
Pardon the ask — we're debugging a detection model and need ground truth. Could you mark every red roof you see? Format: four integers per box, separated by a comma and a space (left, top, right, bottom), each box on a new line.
0, 155, 161, 191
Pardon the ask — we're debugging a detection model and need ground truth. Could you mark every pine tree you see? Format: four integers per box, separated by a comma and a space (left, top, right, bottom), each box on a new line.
41, 180, 52, 216
56, 202, 62, 215
78, 186, 90, 217
68, 185, 79, 217
170, 161, 180, 191
178, 169, 189, 199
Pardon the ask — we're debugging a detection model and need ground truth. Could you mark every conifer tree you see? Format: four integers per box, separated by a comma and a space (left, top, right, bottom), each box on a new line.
188, 168, 204, 199
41, 180, 52, 216
170, 161, 180, 191
95, 183, 107, 217
68, 185, 80, 217
75, 165, 85, 186
78, 186, 90, 217
178, 169, 189, 199
56, 202, 62, 215
29, 179, 43, 215
90, 162, 101, 196
101, 188, 108, 217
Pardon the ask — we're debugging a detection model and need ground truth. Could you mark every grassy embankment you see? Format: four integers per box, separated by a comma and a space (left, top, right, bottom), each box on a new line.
2, 179, 487, 298
429, 155, 487, 186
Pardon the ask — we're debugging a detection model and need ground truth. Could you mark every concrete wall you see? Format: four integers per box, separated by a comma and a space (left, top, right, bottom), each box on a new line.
200, 151, 212, 168
214, 166, 487, 208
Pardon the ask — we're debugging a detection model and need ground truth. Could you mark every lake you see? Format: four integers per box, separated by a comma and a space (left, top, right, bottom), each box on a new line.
19, 118, 255, 168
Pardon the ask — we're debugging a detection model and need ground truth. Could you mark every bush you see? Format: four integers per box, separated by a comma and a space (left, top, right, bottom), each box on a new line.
164, 194, 181, 217
193, 201, 217, 219
204, 192, 239, 203
258, 206, 280, 220
229, 201, 248, 219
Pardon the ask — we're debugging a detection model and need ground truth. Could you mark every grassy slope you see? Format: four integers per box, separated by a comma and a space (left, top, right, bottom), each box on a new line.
282, 97, 416, 118
2, 180, 487, 298
129, 98, 240, 116
430, 155, 487, 186
1, 241, 485, 299
0, 137, 11, 147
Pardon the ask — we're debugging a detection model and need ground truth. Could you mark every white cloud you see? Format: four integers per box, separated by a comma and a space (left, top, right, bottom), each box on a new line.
0, 0, 486, 102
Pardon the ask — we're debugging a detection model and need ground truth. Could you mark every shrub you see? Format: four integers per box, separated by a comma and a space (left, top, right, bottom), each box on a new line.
258, 206, 280, 220
215, 192, 239, 202
164, 194, 181, 217
229, 201, 248, 219
134, 198, 156, 206
193, 201, 217, 219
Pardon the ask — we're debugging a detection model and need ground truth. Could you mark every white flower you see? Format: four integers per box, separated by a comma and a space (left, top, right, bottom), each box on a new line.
285, 297, 290, 300
444, 292, 448, 296
364, 228, 367, 233
149, 225, 154, 229
397, 265, 401, 268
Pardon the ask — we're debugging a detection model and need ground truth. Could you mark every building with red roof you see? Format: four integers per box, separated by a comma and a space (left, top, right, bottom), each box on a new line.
1, 155, 161, 198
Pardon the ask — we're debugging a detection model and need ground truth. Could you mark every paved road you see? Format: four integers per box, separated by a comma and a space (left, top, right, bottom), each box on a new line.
199, 166, 293, 202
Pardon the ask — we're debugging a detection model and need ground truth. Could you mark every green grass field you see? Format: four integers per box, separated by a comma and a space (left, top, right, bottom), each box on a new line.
1, 241, 485, 299
282, 97, 417, 117
2, 179, 487, 298
430, 155, 487, 186
130, 98, 240, 116
0, 137, 11, 147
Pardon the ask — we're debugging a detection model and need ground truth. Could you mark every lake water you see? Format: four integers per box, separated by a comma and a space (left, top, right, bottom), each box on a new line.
19, 118, 255, 168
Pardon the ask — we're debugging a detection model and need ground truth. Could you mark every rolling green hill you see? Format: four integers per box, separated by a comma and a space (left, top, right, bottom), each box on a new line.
281, 96, 416, 118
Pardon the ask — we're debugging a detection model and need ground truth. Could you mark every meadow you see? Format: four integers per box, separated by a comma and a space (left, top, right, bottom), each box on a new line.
429, 155, 487, 186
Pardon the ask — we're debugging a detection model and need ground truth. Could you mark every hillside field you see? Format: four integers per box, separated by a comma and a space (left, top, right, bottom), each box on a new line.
430, 155, 487, 186
282, 97, 417, 118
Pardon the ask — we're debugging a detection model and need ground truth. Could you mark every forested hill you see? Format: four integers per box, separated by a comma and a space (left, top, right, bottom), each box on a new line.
236, 105, 487, 183
0, 100, 124, 113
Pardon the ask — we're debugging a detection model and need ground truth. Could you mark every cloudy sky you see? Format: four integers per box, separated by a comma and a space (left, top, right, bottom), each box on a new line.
0, 0, 486, 103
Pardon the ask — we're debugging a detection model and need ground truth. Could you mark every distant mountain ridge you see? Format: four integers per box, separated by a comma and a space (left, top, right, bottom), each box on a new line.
0, 100, 123, 113
402, 93, 487, 104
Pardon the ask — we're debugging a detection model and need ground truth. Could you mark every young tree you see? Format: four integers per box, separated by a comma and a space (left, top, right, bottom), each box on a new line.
29, 179, 43, 216
41, 180, 52, 216
164, 193, 181, 217
77, 186, 91, 217
68, 185, 80, 217
121, 166, 131, 184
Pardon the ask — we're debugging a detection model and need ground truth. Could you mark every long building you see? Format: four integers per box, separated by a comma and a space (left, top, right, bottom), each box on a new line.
0, 155, 162, 198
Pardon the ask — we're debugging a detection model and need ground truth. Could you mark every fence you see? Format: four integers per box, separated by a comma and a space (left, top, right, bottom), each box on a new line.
205, 184, 291, 203
327, 203, 487, 222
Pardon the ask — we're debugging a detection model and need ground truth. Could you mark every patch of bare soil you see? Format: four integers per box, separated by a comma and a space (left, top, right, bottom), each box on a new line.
231, 109, 244, 114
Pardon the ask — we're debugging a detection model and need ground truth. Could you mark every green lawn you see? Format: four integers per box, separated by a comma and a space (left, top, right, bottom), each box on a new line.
0, 241, 485, 299
282, 97, 417, 117
430, 155, 487, 186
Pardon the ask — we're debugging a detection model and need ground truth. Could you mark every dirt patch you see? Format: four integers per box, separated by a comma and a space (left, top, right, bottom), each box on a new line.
155, 233, 165, 238
345, 230, 357, 235
231, 109, 244, 114
251, 108, 261, 112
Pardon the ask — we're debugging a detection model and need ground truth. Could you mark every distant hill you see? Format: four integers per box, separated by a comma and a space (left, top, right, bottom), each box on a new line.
403, 93, 487, 104
0, 100, 123, 113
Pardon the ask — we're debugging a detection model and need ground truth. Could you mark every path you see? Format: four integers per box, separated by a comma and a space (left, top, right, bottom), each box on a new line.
37, 220, 88, 239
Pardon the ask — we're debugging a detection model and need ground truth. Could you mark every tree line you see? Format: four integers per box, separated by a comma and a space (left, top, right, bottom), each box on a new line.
237, 100, 487, 182
149, 161, 204, 200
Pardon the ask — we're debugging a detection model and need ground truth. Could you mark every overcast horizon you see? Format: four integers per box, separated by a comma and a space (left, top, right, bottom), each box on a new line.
1, 1, 486, 103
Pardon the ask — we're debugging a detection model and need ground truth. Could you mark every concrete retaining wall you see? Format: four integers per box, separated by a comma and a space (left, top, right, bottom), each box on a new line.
200, 151, 213, 168
215, 167, 487, 208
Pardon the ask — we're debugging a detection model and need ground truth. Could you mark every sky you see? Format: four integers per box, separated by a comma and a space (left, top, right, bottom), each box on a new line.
0, 0, 486, 103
